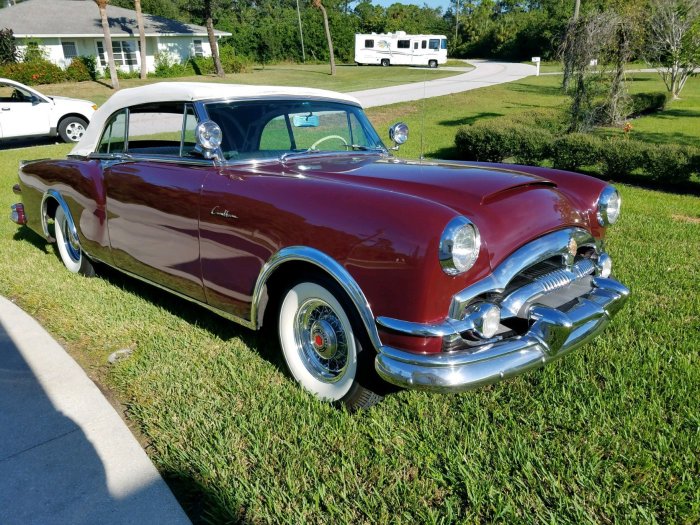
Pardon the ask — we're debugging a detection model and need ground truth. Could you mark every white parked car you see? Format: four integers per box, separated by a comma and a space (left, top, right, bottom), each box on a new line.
0, 78, 97, 143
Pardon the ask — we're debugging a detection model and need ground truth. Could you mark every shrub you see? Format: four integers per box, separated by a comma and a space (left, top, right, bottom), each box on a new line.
506, 108, 567, 134
552, 133, 602, 171
154, 52, 195, 78
509, 125, 554, 165
21, 40, 47, 63
629, 92, 667, 116
689, 148, 700, 177
0, 60, 66, 84
0, 28, 18, 65
641, 144, 693, 183
72, 55, 98, 81
65, 57, 92, 82
600, 139, 646, 178
455, 121, 515, 162
219, 46, 251, 74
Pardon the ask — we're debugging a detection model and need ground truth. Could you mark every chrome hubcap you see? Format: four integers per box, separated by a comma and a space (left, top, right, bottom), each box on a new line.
66, 123, 85, 141
294, 299, 349, 383
61, 218, 80, 262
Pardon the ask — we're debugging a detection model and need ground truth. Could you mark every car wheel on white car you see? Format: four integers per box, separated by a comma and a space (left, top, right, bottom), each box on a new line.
54, 206, 95, 276
277, 277, 382, 410
58, 116, 88, 143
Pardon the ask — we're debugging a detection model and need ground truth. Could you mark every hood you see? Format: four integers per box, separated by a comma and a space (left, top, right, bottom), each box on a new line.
281, 156, 587, 268
50, 95, 96, 107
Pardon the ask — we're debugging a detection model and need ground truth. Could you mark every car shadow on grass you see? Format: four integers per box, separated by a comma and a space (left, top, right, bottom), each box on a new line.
0, 137, 62, 150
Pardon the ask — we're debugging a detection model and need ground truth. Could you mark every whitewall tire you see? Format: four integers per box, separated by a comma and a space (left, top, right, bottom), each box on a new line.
55, 206, 95, 276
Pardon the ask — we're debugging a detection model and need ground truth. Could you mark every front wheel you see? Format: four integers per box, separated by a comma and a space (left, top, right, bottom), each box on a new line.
381, 59, 390, 67
277, 278, 382, 409
54, 206, 95, 276
58, 116, 88, 143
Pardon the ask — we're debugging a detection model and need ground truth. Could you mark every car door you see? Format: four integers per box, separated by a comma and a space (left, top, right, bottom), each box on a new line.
0, 81, 51, 138
100, 103, 209, 302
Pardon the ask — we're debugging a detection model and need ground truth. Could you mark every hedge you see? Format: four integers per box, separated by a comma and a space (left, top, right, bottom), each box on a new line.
454, 119, 699, 185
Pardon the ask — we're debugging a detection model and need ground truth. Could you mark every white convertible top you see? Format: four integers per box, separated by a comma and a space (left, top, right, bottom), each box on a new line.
69, 82, 362, 157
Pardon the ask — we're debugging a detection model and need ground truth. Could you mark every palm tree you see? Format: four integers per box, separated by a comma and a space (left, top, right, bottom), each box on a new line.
134, 0, 147, 79
204, 0, 225, 77
312, 0, 335, 76
94, 0, 119, 89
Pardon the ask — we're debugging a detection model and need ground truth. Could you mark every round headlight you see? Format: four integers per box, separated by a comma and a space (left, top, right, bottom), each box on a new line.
439, 216, 481, 275
597, 186, 621, 226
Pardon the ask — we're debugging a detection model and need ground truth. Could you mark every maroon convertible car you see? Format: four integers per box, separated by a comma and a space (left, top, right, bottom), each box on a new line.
10, 83, 629, 408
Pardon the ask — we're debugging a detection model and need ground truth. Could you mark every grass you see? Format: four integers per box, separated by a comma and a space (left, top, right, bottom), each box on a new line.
366, 72, 700, 158
2, 66, 699, 522
35, 63, 460, 106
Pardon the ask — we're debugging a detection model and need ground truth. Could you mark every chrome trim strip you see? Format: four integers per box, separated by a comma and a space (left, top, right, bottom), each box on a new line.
375, 277, 630, 393
449, 227, 595, 319
251, 246, 383, 350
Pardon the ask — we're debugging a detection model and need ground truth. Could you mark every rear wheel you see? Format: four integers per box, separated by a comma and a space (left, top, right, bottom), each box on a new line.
381, 59, 390, 67
54, 206, 95, 276
58, 116, 88, 143
429, 59, 438, 69
277, 277, 382, 409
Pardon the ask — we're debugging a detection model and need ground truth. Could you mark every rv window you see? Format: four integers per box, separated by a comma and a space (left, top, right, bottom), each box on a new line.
429, 39, 440, 50
365, 39, 374, 48
441, 39, 447, 49
397, 40, 410, 49
413, 42, 418, 49
421, 40, 427, 49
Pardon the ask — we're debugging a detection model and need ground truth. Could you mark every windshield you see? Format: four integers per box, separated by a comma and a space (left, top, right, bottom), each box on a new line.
203, 100, 386, 161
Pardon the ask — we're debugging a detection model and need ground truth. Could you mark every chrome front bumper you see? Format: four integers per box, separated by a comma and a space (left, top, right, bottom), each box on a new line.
375, 276, 629, 392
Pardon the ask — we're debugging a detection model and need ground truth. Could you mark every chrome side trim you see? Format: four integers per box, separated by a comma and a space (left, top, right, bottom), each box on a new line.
375, 276, 630, 393
251, 246, 383, 350
449, 227, 595, 319
41, 190, 76, 243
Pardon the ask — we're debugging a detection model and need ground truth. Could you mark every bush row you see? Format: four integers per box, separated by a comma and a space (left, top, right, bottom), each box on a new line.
454, 120, 699, 184
153, 47, 251, 78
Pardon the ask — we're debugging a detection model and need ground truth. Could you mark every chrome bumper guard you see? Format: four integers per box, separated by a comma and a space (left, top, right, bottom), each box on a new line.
375, 276, 629, 392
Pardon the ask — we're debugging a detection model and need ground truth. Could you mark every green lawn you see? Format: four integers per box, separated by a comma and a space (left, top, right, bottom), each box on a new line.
2, 68, 699, 523
35, 63, 460, 106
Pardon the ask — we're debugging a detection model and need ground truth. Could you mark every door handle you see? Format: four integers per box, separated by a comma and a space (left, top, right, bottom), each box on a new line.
1, 107, 10, 111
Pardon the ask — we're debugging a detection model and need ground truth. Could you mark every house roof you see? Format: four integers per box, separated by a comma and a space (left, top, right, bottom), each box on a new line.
0, 0, 231, 38
70, 82, 363, 157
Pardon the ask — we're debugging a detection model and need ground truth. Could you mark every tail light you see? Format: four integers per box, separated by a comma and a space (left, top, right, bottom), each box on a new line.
10, 203, 26, 225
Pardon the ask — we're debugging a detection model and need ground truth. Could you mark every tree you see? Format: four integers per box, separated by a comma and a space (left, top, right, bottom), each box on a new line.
94, 0, 119, 90
312, 0, 335, 75
204, 0, 225, 77
134, 0, 147, 79
646, 0, 700, 99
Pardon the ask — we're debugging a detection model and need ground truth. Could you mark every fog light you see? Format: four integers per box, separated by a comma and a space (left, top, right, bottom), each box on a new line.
466, 302, 501, 339
597, 253, 612, 278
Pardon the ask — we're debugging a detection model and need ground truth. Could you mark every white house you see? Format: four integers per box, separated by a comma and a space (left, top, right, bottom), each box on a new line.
0, 0, 231, 73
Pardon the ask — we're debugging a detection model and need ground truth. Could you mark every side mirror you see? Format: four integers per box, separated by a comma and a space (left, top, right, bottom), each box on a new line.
195, 120, 223, 161
388, 122, 408, 150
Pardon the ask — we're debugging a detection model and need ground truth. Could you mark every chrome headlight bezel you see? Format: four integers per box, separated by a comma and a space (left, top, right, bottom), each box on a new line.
439, 216, 481, 275
597, 186, 621, 226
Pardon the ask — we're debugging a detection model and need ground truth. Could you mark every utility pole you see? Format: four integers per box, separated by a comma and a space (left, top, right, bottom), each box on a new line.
573, 0, 580, 20
296, 0, 306, 62
455, 0, 460, 40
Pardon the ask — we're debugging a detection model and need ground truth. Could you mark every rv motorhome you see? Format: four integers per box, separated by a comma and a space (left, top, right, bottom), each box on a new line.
354, 32, 448, 68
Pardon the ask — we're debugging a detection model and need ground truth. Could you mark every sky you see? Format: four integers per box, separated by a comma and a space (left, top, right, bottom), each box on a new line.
372, 0, 453, 13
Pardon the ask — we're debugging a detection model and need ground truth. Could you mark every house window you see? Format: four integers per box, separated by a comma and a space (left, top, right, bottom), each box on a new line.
364, 39, 374, 48
62, 41, 78, 60
397, 40, 410, 49
96, 40, 138, 67
193, 39, 204, 57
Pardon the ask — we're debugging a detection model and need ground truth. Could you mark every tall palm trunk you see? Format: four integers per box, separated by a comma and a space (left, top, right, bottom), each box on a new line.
313, 0, 335, 76
95, 0, 119, 89
134, 0, 147, 79
204, 0, 225, 77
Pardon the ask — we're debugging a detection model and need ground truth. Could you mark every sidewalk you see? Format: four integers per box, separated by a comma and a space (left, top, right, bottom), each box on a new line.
0, 296, 190, 525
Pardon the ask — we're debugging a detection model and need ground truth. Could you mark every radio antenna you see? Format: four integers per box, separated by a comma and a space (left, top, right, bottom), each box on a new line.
420, 67, 427, 161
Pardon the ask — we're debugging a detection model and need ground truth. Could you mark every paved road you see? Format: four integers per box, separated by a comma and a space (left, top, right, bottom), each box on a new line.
350, 59, 537, 108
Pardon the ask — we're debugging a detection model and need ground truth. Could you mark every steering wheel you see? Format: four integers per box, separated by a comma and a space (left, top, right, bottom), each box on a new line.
309, 135, 348, 151
11, 89, 23, 101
